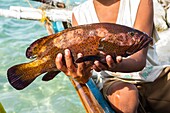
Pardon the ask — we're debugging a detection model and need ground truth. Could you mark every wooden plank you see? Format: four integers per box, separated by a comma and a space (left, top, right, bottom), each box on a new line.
70, 79, 104, 113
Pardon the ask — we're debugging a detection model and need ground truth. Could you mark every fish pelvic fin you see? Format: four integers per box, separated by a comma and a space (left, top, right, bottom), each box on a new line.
7, 60, 47, 90
42, 71, 60, 81
75, 55, 108, 64
75, 55, 101, 63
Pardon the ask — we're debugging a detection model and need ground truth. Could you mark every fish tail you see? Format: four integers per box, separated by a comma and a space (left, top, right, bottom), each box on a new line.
7, 60, 47, 90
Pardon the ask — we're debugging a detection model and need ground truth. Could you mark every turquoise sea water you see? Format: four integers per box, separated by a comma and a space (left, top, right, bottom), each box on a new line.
0, 0, 85, 113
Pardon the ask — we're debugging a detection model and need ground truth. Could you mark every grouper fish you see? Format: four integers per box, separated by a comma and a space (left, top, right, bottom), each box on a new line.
7, 23, 152, 90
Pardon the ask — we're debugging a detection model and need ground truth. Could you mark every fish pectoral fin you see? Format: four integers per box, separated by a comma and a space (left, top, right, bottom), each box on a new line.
75, 55, 101, 63
42, 71, 61, 81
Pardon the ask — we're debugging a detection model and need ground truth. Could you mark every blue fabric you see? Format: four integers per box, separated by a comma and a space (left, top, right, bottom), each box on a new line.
53, 21, 65, 33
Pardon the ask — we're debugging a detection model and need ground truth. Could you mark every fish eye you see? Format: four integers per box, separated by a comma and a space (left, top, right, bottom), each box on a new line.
128, 32, 135, 36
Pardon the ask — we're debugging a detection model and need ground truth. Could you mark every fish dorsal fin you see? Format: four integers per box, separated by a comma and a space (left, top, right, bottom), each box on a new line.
26, 33, 61, 59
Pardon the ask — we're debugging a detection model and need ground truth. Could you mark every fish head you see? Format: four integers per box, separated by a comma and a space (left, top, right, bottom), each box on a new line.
98, 28, 152, 57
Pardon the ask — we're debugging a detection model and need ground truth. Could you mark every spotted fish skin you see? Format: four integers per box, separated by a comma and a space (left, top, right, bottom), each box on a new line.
7, 23, 152, 90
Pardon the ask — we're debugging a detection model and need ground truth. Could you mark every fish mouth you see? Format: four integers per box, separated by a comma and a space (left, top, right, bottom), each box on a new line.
137, 34, 153, 50
125, 34, 152, 56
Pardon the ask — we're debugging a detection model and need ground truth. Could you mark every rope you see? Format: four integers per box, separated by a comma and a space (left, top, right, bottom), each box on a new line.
24, 0, 52, 26
25, 0, 34, 8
